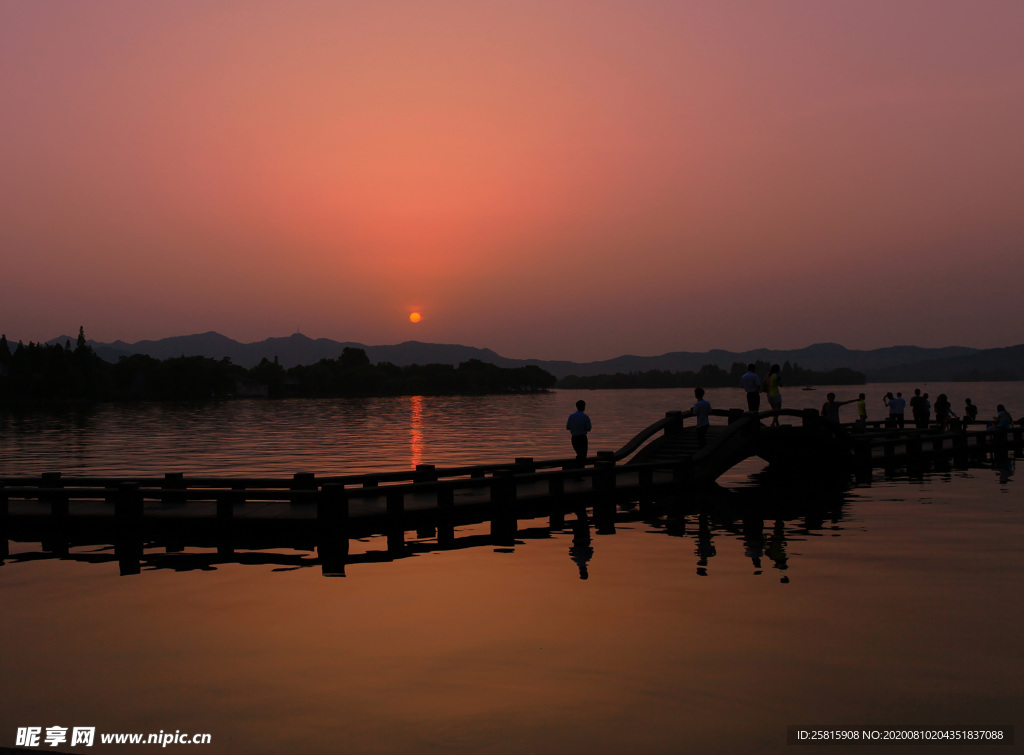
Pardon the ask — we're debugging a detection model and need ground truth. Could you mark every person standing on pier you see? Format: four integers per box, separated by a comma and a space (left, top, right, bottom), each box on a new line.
883, 392, 896, 428
890, 392, 906, 428
566, 399, 592, 464
693, 387, 711, 448
856, 393, 868, 430
910, 389, 929, 429
821, 393, 857, 424
740, 364, 761, 413
963, 398, 978, 426
765, 364, 783, 426
934, 394, 954, 430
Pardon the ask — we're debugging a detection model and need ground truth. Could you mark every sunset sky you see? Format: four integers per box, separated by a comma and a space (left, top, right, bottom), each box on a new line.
2, 1, 1022, 362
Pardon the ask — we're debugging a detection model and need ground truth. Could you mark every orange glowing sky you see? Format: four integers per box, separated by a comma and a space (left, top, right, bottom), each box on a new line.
2, 1, 1022, 361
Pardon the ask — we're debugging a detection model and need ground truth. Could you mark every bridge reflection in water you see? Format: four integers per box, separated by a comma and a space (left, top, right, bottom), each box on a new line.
3, 474, 851, 580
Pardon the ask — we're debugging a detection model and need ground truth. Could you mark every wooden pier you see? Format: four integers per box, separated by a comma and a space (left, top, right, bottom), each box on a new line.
2, 409, 1021, 575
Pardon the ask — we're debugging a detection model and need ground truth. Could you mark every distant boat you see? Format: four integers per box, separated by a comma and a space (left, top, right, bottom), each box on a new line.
802, 387, 816, 391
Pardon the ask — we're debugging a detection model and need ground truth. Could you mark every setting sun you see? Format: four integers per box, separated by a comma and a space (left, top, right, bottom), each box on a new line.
409, 312, 422, 323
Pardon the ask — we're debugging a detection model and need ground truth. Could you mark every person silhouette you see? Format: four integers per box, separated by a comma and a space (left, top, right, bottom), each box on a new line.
568, 511, 594, 580
765, 364, 783, 426
740, 364, 761, 412
566, 399, 592, 464
884, 392, 906, 429
910, 389, 929, 429
934, 394, 954, 430
693, 387, 711, 448
963, 398, 978, 426
821, 393, 857, 424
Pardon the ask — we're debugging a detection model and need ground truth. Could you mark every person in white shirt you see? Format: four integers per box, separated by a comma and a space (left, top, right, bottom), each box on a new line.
740, 364, 761, 412
693, 387, 711, 448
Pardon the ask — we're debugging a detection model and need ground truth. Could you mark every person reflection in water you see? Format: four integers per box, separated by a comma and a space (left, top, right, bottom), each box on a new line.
568, 510, 594, 580
743, 516, 764, 573
695, 512, 716, 576
996, 460, 1014, 485
766, 519, 790, 583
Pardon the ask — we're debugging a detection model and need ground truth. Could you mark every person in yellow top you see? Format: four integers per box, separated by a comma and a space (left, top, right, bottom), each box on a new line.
765, 364, 782, 427
856, 393, 868, 430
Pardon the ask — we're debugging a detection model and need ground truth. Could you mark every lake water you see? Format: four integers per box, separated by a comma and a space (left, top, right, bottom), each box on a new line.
1, 384, 1022, 754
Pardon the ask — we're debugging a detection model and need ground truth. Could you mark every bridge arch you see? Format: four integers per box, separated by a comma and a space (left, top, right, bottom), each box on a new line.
621, 409, 856, 483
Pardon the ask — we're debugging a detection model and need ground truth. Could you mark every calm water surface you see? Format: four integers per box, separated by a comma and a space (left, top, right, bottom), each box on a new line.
2, 382, 1018, 477
2, 384, 1022, 754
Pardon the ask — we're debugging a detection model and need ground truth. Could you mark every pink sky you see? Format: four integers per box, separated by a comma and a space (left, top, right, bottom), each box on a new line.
2, 1, 1022, 361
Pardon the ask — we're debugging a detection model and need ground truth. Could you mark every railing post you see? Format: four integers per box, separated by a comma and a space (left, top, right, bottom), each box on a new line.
636, 467, 657, 517
593, 452, 616, 489
514, 457, 535, 473
414, 472, 437, 540
41, 471, 67, 522
490, 470, 517, 545
291, 472, 316, 505
665, 410, 683, 435
317, 483, 349, 577
115, 481, 144, 523
163, 472, 186, 505
216, 485, 243, 556
728, 409, 745, 425
414, 464, 437, 483
386, 489, 405, 556
41, 472, 68, 557
437, 482, 455, 548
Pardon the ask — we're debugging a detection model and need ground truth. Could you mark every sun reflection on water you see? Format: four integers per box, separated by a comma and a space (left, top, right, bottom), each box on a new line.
409, 394, 424, 468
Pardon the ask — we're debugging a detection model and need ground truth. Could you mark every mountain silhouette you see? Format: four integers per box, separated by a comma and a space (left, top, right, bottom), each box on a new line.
42, 332, 1023, 382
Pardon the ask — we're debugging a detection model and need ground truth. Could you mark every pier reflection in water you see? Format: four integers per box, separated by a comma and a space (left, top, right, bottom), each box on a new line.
2, 493, 835, 578
4, 466, 859, 580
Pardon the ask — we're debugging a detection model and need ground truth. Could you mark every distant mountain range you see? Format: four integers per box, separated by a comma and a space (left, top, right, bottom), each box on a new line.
44, 331, 1024, 382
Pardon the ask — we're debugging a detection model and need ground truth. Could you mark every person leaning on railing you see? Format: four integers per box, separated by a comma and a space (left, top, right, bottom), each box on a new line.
992, 404, 1013, 429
